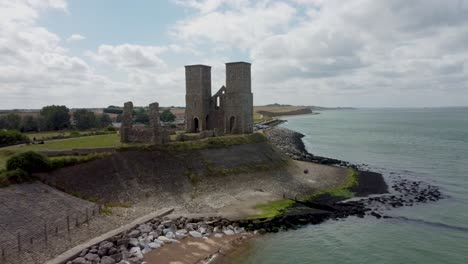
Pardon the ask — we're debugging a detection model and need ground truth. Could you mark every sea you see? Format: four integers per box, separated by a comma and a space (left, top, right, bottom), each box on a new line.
227, 108, 468, 264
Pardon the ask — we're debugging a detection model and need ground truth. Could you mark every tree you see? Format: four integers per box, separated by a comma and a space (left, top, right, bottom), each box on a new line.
134, 108, 149, 124
0, 113, 22, 130
40, 105, 70, 130
74, 109, 97, 130
20, 115, 39, 132
103, 105, 123, 114
98, 113, 113, 128
160, 109, 176, 122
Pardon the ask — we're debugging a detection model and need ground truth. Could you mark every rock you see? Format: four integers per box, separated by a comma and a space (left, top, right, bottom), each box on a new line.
234, 227, 245, 234
128, 230, 141, 238
214, 233, 223, 238
189, 231, 202, 238
148, 242, 161, 249
223, 230, 235, 235
199, 227, 207, 234
116, 238, 129, 247
142, 246, 152, 254
157, 236, 173, 243
129, 247, 143, 260
138, 224, 152, 234
97, 247, 108, 257
213, 226, 222, 233
100, 241, 114, 250
100, 256, 116, 264
371, 212, 382, 219
157, 236, 180, 244
109, 253, 123, 263
71, 257, 88, 264
186, 223, 197, 231
84, 253, 100, 263
128, 238, 139, 248
117, 261, 131, 264
162, 220, 173, 227
176, 229, 188, 235
165, 231, 175, 239
153, 239, 165, 245
108, 247, 118, 256
79, 249, 88, 257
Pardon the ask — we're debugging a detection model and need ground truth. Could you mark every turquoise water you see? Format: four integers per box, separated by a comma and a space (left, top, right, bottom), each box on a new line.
235, 108, 468, 264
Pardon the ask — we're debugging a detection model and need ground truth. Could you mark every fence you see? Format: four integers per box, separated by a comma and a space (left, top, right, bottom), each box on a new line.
0, 204, 101, 262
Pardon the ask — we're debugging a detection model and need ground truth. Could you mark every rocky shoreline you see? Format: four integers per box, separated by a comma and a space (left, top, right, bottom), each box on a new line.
66, 127, 444, 264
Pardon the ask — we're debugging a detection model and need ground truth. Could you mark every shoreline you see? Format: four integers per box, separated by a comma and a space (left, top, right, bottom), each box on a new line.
52, 126, 443, 264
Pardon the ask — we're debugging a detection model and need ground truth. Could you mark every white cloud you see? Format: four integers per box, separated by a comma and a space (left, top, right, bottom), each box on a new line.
86, 44, 168, 69
1, 0, 468, 109
66, 34, 85, 42
172, 1, 297, 50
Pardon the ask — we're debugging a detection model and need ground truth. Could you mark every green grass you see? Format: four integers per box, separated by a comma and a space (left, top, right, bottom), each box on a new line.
254, 112, 273, 124
0, 134, 121, 170
251, 169, 360, 219
165, 132, 267, 152
253, 199, 295, 219
303, 168, 359, 201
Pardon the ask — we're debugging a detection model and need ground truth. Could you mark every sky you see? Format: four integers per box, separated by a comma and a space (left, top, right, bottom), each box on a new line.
0, 0, 467, 109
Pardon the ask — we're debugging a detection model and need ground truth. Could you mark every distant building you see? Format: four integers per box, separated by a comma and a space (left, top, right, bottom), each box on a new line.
185, 62, 253, 134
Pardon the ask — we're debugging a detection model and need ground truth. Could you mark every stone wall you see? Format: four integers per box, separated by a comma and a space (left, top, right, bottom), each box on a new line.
119, 101, 169, 144
184, 61, 253, 135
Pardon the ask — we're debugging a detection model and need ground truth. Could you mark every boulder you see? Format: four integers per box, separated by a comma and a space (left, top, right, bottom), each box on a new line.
189, 231, 202, 238
165, 231, 175, 239
214, 233, 223, 238
100, 256, 116, 264
138, 224, 152, 234
84, 253, 100, 263
148, 242, 161, 249
129, 247, 143, 260
128, 238, 139, 248
71, 257, 88, 264
127, 230, 141, 238
223, 230, 235, 235
142, 246, 152, 254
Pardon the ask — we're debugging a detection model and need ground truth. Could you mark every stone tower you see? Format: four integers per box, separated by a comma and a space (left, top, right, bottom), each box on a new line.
224, 62, 253, 134
185, 65, 212, 132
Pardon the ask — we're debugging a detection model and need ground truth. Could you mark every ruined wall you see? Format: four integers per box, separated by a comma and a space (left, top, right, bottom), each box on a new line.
119, 101, 169, 144
120, 101, 133, 143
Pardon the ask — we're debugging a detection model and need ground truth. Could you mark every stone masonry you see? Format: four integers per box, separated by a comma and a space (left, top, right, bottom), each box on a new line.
120, 101, 169, 144
185, 62, 253, 134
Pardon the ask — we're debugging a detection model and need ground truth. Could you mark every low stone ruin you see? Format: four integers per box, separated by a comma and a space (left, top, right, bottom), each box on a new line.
119, 102, 169, 144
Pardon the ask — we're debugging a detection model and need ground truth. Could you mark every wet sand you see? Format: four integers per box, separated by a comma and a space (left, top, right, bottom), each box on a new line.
144, 234, 256, 264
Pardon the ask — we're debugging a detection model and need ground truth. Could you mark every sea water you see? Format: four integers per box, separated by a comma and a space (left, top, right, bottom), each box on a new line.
230, 108, 468, 264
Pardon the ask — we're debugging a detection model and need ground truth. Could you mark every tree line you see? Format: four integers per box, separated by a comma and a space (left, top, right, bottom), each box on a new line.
0, 105, 112, 132
0, 105, 177, 132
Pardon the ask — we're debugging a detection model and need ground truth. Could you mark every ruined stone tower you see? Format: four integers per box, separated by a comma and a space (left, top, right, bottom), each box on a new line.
185, 65, 212, 132
184, 61, 253, 134
224, 62, 253, 134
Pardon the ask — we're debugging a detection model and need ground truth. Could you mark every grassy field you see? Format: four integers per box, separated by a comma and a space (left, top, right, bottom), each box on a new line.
253, 112, 273, 124
0, 134, 121, 170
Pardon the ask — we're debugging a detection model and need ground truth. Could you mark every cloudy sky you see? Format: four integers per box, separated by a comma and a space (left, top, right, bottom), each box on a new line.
1, 0, 467, 109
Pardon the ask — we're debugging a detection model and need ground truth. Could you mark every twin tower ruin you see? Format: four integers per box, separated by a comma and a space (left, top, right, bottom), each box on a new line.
185, 62, 253, 134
